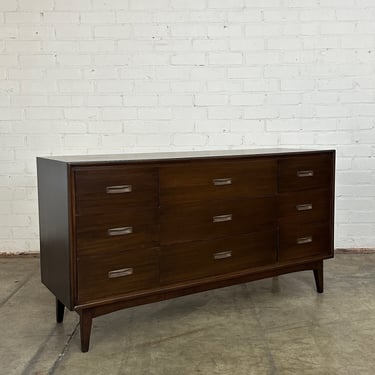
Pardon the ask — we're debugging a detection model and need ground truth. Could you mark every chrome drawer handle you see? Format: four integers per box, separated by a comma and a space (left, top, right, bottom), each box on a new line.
213, 178, 232, 186
297, 170, 314, 178
213, 214, 232, 223
296, 236, 312, 245
106, 185, 132, 194
296, 203, 313, 211
107, 226, 133, 236
108, 268, 133, 279
213, 251, 232, 260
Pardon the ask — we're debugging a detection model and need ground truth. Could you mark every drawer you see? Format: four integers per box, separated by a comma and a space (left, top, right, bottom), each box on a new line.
76, 208, 158, 252
160, 158, 276, 205
77, 247, 159, 303
278, 189, 331, 224
160, 230, 277, 285
278, 222, 331, 262
278, 154, 332, 192
160, 197, 276, 245
74, 166, 158, 215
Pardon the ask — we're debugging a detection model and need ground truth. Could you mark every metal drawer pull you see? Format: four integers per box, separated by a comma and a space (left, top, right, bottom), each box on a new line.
213, 214, 232, 223
106, 185, 132, 194
297, 170, 314, 178
213, 178, 232, 186
107, 226, 133, 236
108, 268, 133, 279
296, 236, 313, 245
214, 251, 232, 260
296, 203, 313, 211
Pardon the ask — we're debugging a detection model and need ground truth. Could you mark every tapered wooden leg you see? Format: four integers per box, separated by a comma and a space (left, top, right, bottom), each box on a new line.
79, 310, 93, 353
313, 260, 324, 293
56, 298, 65, 323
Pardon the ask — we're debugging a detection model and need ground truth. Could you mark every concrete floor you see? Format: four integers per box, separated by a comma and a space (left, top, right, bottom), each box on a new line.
1, 255, 375, 375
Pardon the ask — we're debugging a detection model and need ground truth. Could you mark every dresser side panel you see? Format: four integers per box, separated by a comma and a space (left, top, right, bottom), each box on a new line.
37, 158, 72, 310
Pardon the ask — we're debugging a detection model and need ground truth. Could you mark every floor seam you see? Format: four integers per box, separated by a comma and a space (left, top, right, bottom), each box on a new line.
244, 282, 280, 375
0, 265, 38, 308
48, 322, 80, 375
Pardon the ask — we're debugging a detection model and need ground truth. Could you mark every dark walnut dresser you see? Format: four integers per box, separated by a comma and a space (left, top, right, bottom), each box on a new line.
37, 149, 335, 352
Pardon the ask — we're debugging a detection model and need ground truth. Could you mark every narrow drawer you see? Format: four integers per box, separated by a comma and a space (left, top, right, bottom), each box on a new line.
278, 189, 331, 224
74, 166, 158, 215
160, 158, 276, 205
160, 230, 277, 285
278, 222, 331, 262
77, 247, 159, 303
76, 208, 158, 252
278, 154, 333, 192
160, 197, 276, 245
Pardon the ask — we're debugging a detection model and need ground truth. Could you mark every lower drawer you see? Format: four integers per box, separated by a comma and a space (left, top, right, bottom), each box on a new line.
160, 230, 277, 285
77, 247, 159, 304
279, 222, 330, 262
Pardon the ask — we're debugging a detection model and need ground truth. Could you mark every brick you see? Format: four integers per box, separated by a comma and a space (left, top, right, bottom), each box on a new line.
57, 54, 91, 66
55, 25, 92, 39
18, 0, 54, 10
26, 108, 63, 120
159, 95, 193, 106
0, 0, 17, 11
102, 108, 137, 120
19, 54, 56, 66
195, 95, 228, 106
208, 0, 243, 8
172, 0, 206, 9
43, 41, 79, 52
87, 96, 123, 107
137, 134, 171, 146
6, 41, 41, 52
94, 25, 131, 39
171, 53, 206, 65
209, 53, 242, 65
92, 0, 128, 9
130, 0, 169, 9
59, 80, 95, 93
55, 0, 92, 11
138, 108, 172, 120
173, 133, 208, 146
42, 12, 80, 23
123, 95, 158, 107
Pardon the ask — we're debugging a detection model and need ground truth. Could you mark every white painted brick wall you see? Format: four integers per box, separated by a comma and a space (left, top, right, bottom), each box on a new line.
0, 0, 375, 252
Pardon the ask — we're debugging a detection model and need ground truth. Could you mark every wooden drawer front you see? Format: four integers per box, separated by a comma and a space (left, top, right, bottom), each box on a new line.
278, 154, 332, 192
77, 247, 159, 303
160, 231, 277, 285
279, 222, 330, 262
75, 166, 158, 215
160, 159, 276, 205
278, 189, 331, 224
160, 198, 276, 245
76, 208, 158, 252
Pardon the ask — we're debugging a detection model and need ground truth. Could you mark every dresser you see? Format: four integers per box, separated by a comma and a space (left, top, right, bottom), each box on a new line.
37, 149, 335, 352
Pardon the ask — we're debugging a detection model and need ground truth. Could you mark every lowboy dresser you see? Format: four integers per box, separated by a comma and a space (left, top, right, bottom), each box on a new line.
37, 149, 335, 352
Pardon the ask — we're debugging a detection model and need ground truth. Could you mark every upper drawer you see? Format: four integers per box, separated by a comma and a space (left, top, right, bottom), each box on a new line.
278, 154, 333, 192
74, 166, 158, 215
160, 158, 276, 205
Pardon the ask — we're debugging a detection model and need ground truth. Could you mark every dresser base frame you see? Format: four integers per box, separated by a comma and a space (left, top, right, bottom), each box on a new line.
56, 259, 325, 352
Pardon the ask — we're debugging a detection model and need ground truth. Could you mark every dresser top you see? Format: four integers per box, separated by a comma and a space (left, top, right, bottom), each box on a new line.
38, 148, 334, 165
